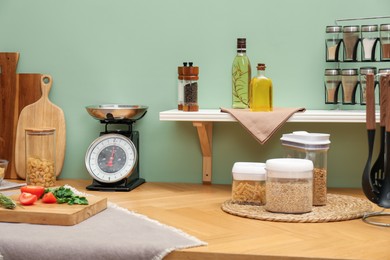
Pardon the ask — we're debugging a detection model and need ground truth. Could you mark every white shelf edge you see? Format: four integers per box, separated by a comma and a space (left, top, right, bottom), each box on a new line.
159, 109, 380, 123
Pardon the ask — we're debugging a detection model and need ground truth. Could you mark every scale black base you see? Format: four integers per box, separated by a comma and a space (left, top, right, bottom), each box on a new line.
86, 119, 146, 192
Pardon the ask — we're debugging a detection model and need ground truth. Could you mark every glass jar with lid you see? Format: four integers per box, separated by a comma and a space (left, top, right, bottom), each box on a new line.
280, 131, 330, 206
360, 67, 377, 105
25, 128, 56, 187
343, 25, 360, 61
325, 26, 342, 62
231, 162, 266, 205
182, 62, 199, 112
380, 24, 390, 61
361, 25, 379, 61
324, 69, 341, 104
341, 69, 359, 104
265, 158, 313, 214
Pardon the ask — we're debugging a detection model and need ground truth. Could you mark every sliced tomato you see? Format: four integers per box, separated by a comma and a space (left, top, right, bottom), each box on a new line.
19, 192, 38, 206
42, 192, 57, 204
20, 185, 45, 199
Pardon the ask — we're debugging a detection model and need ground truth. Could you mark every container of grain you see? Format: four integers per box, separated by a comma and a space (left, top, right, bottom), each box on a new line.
231, 162, 266, 205
25, 128, 56, 187
280, 131, 330, 206
265, 158, 313, 214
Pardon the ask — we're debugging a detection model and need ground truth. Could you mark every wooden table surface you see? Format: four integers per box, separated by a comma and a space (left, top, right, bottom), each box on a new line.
12, 179, 390, 260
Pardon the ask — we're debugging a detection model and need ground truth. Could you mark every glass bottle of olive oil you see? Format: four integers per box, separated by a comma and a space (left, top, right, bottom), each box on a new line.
249, 63, 273, 112
232, 38, 251, 108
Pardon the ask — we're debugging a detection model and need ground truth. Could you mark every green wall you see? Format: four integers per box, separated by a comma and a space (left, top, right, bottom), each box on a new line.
1, 0, 389, 187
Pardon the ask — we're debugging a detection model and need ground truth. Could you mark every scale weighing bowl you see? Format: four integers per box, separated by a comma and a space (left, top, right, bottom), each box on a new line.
86, 105, 148, 121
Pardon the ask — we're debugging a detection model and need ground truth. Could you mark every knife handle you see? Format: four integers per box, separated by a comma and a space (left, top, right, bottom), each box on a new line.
380, 74, 388, 127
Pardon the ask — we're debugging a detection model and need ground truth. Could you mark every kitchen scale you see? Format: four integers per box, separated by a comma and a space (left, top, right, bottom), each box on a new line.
84, 105, 148, 191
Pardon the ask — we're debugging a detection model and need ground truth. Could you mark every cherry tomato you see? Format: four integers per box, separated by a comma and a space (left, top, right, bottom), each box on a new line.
42, 192, 57, 204
19, 192, 38, 206
20, 186, 45, 199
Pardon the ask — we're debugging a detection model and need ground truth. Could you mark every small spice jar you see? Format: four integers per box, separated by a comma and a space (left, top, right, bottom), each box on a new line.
25, 128, 56, 187
325, 25, 342, 62
0, 159, 9, 185
280, 131, 330, 206
231, 162, 266, 205
361, 25, 379, 61
360, 67, 377, 105
265, 158, 313, 214
177, 63, 186, 111
341, 68, 359, 104
324, 69, 341, 104
343, 25, 360, 61
380, 24, 390, 61
182, 62, 199, 112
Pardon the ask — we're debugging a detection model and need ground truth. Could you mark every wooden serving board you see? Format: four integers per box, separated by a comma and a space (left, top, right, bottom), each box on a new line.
15, 75, 66, 179
0, 53, 19, 179
0, 194, 107, 226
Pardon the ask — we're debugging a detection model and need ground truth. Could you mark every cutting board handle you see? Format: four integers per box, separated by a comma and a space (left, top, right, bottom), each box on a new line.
40, 75, 52, 99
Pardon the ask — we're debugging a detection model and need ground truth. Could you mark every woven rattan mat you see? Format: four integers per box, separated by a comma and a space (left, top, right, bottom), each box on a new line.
221, 194, 373, 223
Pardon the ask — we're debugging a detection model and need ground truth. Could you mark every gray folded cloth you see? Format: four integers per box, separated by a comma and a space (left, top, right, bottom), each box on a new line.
221, 107, 306, 144
0, 198, 206, 260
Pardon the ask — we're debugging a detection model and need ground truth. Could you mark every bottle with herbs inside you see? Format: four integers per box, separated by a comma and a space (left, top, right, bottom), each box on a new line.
249, 63, 273, 112
232, 38, 251, 109
182, 62, 199, 112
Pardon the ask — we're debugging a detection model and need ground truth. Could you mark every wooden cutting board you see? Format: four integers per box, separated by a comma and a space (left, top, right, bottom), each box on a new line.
0, 194, 107, 226
15, 75, 66, 179
0, 53, 19, 179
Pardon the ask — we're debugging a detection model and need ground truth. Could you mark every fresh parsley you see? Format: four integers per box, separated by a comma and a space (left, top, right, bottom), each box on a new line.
45, 186, 88, 205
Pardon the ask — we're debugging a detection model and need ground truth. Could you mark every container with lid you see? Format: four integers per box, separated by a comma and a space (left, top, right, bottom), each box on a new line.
280, 131, 330, 206
25, 128, 56, 187
265, 158, 313, 213
361, 25, 379, 61
380, 24, 390, 61
182, 62, 199, 112
360, 67, 377, 105
343, 25, 360, 61
324, 69, 341, 104
341, 68, 359, 104
325, 26, 342, 62
231, 162, 266, 205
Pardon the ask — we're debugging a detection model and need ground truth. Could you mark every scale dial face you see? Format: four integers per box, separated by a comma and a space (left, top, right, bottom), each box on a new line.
85, 134, 137, 183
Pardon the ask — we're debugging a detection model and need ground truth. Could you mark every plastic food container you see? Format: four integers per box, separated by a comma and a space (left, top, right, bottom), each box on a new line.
280, 131, 330, 206
231, 162, 266, 205
265, 158, 314, 214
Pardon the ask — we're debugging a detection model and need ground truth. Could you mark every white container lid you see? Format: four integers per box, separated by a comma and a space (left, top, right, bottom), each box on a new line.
280, 131, 330, 150
232, 162, 266, 181
266, 158, 313, 179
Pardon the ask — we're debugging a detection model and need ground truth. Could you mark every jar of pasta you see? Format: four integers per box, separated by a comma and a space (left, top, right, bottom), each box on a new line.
265, 158, 313, 214
25, 128, 56, 187
231, 162, 266, 205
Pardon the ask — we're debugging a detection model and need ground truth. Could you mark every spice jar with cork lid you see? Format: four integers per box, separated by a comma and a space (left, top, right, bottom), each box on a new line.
324, 69, 341, 104
361, 25, 379, 61
265, 158, 313, 214
360, 67, 377, 105
182, 62, 199, 112
25, 128, 56, 187
325, 25, 342, 62
343, 25, 360, 61
380, 24, 390, 61
231, 162, 266, 205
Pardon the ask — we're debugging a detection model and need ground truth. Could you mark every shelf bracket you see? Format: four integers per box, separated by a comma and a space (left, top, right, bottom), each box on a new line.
193, 121, 213, 184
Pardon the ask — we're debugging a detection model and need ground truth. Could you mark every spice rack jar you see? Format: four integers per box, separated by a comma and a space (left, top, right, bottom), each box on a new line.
324, 16, 390, 106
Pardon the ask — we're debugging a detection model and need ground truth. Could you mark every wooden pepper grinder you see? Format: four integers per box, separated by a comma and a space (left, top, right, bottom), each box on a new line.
182, 62, 199, 112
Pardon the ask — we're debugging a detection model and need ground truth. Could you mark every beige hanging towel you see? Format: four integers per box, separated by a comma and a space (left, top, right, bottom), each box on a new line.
220, 107, 306, 145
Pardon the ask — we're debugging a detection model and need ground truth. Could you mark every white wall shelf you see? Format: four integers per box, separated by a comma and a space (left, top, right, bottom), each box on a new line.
160, 109, 379, 123
159, 109, 378, 184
